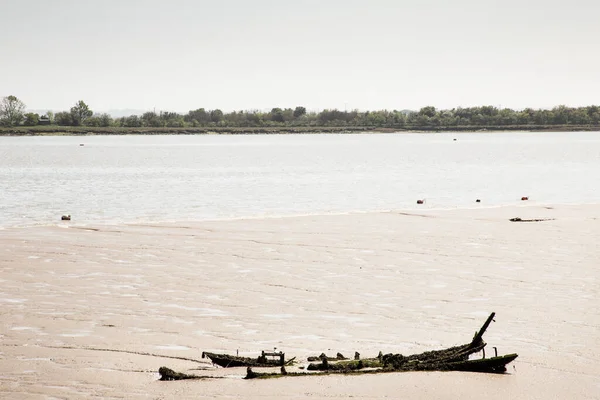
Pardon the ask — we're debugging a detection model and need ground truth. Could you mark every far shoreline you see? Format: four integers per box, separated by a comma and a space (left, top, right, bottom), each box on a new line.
1, 124, 600, 136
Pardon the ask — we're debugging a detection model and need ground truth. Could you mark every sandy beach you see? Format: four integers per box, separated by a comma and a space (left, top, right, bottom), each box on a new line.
1, 204, 599, 399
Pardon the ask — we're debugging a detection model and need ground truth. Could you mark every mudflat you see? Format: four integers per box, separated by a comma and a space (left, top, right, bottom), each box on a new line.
1, 204, 598, 399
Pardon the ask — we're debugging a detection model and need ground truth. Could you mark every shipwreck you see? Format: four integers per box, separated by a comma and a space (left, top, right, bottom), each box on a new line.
159, 312, 517, 381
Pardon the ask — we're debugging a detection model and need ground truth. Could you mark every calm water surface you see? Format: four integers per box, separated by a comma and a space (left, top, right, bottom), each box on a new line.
1, 132, 599, 228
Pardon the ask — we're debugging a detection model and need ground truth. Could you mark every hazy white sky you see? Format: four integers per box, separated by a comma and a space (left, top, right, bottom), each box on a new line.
1, 0, 599, 113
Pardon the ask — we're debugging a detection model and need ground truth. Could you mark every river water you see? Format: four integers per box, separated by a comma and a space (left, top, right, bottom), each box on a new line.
1, 132, 599, 228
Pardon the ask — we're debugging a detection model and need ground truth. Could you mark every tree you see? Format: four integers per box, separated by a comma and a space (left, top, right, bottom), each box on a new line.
418, 106, 437, 118
23, 113, 40, 126
119, 115, 142, 127
293, 106, 307, 118
98, 113, 113, 127
185, 108, 210, 126
54, 111, 73, 126
83, 113, 113, 127
270, 108, 285, 123
318, 109, 348, 125
210, 109, 223, 124
246, 112, 263, 126
158, 111, 184, 127
366, 110, 386, 126
0, 95, 26, 126
70, 100, 93, 126
141, 111, 162, 127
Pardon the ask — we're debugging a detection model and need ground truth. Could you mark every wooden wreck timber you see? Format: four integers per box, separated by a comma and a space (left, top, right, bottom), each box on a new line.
442, 354, 518, 373
246, 312, 518, 379
201, 350, 295, 368
509, 217, 555, 222
160, 313, 517, 381
158, 367, 200, 381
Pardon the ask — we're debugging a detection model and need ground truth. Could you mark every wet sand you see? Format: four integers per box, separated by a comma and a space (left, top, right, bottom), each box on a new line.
1, 204, 599, 399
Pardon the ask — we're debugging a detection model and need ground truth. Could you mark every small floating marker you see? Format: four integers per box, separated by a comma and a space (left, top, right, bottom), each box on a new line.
80, 143, 84, 146
416, 199, 425, 205
61, 215, 71, 221
476, 199, 481, 203
453, 138, 457, 141
521, 196, 529, 201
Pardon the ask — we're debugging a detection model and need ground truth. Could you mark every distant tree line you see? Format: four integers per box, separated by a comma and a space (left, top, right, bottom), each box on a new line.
2, 95, 600, 129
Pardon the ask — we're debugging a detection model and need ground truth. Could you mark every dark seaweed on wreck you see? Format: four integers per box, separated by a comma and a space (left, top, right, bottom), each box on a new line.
306, 352, 350, 362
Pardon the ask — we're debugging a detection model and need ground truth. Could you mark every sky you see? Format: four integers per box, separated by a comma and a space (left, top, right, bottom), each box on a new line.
1, 0, 599, 114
